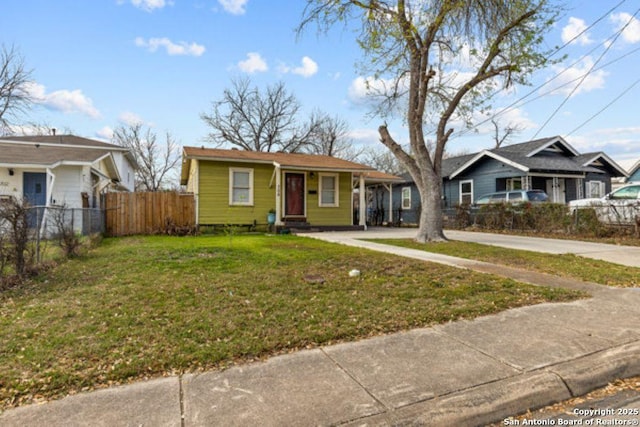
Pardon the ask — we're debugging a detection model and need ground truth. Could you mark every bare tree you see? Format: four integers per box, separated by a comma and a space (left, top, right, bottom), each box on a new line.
359, 146, 405, 176
300, 0, 561, 242
0, 44, 34, 134
112, 123, 181, 192
490, 118, 523, 148
5, 121, 72, 137
302, 110, 363, 161
201, 77, 322, 153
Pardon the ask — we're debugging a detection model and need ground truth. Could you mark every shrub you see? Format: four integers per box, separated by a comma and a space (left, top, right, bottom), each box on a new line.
0, 197, 35, 278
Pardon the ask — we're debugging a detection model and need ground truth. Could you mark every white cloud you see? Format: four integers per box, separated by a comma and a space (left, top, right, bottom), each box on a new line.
279, 56, 318, 78
545, 57, 608, 97
561, 17, 593, 46
237, 52, 268, 73
565, 127, 640, 162
25, 82, 101, 118
218, 0, 248, 15
348, 76, 408, 105
96, 126, 114, 140
349, 128, 381, 145
472, 107, 537, 137
610, 12, 640, 44
135, 37, 206, 56
119, 0, 171, 12
118, 111, 144, 126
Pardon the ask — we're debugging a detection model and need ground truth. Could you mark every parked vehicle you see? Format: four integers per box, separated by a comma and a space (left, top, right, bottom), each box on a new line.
568, 183, 640, 225
474, 190, 549, 205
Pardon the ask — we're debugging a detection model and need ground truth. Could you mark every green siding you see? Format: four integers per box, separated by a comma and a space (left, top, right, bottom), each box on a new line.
305, 172, 353, 225
197, 161, 354, 226
198, 161, 275, 225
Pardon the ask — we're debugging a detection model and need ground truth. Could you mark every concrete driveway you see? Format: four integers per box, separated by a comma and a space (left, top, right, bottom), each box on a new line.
306, 228, 640, 268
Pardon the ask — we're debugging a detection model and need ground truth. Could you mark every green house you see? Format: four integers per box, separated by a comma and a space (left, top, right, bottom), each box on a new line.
180, 147, 395, 230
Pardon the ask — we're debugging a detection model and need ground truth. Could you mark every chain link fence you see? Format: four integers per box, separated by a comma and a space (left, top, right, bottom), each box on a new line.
26, 206, 105, 240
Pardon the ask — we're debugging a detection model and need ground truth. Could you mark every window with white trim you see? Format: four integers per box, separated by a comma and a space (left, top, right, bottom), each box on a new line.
506, 178, 523, 190
229, 168, 254, 206
587, 181, 605, 198
319, 173, 339, 207
459, 180, 473, 205
401, 187, 411, 209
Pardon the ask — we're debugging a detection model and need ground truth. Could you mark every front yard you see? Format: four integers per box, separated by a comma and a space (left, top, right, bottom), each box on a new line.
376, 239, 640, 288
0, 234, 583, 410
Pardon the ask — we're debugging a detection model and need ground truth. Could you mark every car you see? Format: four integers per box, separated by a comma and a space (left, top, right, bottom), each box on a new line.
568, 183, 640, 225
474, 190, 549, 205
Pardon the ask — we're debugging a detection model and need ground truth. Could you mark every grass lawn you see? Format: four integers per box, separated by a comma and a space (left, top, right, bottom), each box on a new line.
0, 234, 584, 410
374, 239, 640, 288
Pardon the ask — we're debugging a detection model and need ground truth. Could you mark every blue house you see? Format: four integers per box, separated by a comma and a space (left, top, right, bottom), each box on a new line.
382, 136, 628, 225
626, 160, 640, 183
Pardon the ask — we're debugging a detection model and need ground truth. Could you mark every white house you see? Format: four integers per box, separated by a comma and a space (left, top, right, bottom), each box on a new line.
0, 134, 137, 233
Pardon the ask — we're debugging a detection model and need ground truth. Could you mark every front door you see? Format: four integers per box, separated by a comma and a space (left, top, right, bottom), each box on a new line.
284, 173, 305, 217
546, 178, 566, 203
23, 172, 47, 228
23, 172, 47, 206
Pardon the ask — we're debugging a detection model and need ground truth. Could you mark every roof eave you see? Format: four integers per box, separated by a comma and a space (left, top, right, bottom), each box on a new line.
526, 136, 579, 158
449, 150, 529, 179
581, 152, 629, 178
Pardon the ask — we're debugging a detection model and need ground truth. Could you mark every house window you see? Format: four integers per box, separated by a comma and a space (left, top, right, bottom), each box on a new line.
459, 180, 473, 205
401, 187, 411, 209
506, 178, 523, 190
229, 168, 253, 206
319, 173, 339, 207
587, 181, 605, 198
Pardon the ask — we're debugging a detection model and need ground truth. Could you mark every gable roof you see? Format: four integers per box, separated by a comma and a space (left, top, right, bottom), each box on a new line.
2, 134, 127, 150
1, 135, 137, 171
445, 135, 626, 179
574, 152, 628, 177
627, 159, 640, 181
181, 146, 377, 185
0, 141, 116, 168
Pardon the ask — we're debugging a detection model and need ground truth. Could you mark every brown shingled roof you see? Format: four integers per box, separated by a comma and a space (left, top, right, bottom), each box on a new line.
183, 147, 376, 172
2, 134, 126, 150
0, 141, 112, 166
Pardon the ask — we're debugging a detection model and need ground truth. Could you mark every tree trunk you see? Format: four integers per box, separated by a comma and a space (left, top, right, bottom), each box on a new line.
414, 169, 447, 243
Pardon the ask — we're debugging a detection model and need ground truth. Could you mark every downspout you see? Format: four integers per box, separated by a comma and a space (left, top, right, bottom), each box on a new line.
273, 162, 283, 226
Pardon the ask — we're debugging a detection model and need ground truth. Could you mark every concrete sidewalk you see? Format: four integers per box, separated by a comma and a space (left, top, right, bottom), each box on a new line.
308, 227, 640, 268
1, 230, 639, 426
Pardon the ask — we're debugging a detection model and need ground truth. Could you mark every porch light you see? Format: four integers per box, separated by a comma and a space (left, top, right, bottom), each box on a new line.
8, 169, 14, 176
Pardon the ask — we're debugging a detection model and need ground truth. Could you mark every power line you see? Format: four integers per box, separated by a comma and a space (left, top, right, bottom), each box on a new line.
532, 6, 640, 139
549, 0, 628, 58
451, 0, 632, 141
564, 77, 640, 137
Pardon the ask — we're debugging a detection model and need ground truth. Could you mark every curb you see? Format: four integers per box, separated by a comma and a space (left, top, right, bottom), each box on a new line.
342, 340, 640, 426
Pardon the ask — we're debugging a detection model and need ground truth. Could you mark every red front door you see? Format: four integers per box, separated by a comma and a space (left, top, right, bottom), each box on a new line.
285, 173, 305, 216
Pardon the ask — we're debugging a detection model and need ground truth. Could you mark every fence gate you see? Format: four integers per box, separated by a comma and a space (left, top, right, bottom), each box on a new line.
105, 192, 195, 236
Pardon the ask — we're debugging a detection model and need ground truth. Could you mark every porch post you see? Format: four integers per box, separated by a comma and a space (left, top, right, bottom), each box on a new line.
359, 173, 367, 229
40, 168, 56, 238
274, 163, 283, 226
386, 183, 393, 224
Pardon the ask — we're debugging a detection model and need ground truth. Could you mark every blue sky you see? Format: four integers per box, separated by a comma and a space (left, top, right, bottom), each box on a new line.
3, 0, 640, 171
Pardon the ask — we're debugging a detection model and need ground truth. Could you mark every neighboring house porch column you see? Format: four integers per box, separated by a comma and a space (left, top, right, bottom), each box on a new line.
359, 173, 367, 229
274, 162, 283, 226
387, 183, 393, 224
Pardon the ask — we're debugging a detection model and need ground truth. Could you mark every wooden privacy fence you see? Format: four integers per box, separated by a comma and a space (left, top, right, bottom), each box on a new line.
105, 192, 196, 236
